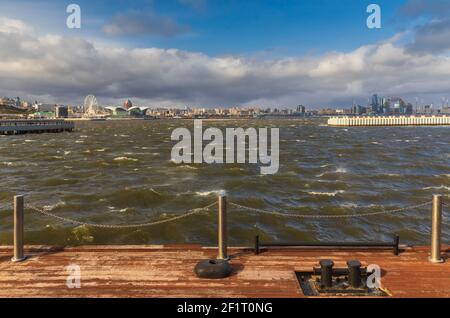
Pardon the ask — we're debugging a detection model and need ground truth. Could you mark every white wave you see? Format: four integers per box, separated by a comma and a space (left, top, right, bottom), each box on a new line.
424, 185, 450, 191
341, 203, 358, 209
43, 201, 66, 211
307, 190, 345, 197
113, 157, 138, 162
196, 190, 225, 196
1, 161, 15, 167
178, 165, 198, 170
315, 167, 347, 177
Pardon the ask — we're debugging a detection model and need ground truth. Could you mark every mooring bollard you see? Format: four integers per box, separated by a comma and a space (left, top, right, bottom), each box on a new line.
12, 195, 27, 263
217, 194, 228, 260
429, 194, 444, 263
194, 194, 232, 279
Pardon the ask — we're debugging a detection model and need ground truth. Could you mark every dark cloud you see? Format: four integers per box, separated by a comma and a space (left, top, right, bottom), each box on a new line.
1, 16, 450, 108
406, 19, 450, 54
398, 0, 450, 54
399, 0, 450, 18
103, 11, 190, 37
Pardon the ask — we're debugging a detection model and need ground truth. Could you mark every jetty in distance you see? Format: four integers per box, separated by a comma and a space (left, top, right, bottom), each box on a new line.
328, 115, 450, 127
0, 119, 74, 135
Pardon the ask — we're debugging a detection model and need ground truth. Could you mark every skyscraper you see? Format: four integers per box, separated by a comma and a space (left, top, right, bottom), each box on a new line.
371, 94, 379, 114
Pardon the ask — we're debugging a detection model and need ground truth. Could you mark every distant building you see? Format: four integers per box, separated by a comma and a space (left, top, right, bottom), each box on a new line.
296, 105, 306, 114
36, 103, 56, 112
351, 104, 365, 115
371, 94, 380, 114
55, 106, 69, 118
123, 99, 133, 109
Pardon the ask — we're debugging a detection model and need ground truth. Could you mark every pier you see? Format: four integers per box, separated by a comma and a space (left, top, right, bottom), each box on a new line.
0, 119, 74, 135
0, 245, 449, 297
328, 115, 450, 127
0, 194, 448, 298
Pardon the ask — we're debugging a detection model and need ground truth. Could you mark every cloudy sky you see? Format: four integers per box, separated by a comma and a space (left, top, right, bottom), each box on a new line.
0, 0, 449, 108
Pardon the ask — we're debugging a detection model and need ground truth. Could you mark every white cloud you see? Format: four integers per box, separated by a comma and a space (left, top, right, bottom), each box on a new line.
1, 16, 450, 107
0, 16, 32, 34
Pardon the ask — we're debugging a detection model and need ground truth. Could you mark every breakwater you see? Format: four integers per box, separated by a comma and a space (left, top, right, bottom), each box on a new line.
328, 115, 450, 126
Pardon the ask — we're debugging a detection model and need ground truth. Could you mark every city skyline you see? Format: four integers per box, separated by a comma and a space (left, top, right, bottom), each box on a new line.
0, 0, 450, 108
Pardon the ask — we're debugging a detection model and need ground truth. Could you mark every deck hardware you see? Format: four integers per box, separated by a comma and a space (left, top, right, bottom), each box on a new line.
11, 195, 27, 263
347, 260, 362, 288
393, 235, 400, 256
303, 261, 387, 296
255, 236, 401, 255
429, 194, 444, 263
319, 259, 334, 288
194, 194, 232, 279
194, 259, 232, 279
255, 235, 260, 255
217, 195, 228, 260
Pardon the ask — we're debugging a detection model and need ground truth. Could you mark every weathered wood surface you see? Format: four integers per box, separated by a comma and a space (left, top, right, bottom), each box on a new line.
0, 245, 449, 298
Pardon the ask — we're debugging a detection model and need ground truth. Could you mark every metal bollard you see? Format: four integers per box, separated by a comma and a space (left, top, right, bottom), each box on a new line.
217, 195, 228, 260
347, 260, 362, 288
429, 194, 444, 263
11, 195, 27, 263
319, 259, 334, 288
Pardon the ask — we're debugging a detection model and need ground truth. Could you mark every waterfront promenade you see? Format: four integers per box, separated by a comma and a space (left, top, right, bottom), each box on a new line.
328, 115, 450, 126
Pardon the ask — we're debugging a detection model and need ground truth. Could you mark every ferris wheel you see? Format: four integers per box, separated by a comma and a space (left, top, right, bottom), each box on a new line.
83, 95, 103, 116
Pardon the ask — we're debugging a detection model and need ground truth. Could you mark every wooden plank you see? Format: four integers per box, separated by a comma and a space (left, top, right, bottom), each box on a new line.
0, 245, 448, 298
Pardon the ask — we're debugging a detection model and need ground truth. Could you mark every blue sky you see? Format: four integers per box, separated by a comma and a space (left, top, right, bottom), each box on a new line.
1, 0, 410, 55
0, 0, 449, 107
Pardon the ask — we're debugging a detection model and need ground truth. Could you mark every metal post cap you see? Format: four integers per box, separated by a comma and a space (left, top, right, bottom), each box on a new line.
319, 259, 334, 268
347, 260, 361, 268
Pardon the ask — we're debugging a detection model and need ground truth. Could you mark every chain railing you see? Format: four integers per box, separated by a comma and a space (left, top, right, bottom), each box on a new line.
26, 202, 216, 229
6, 193, 449, 264
229, 201, 431, 219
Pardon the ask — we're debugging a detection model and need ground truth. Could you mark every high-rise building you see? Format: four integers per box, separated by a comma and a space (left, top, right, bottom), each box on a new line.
371, 94, 380, 114
296, 105, 306, 114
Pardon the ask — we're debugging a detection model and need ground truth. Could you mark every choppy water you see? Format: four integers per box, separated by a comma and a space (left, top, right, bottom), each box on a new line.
0, 118, 449, 246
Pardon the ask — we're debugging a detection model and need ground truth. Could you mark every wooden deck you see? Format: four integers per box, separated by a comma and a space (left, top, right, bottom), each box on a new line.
0, 245, 449, 298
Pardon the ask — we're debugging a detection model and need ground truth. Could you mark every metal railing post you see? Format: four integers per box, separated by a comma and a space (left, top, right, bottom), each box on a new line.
12, 195, 27, 262
429, 194, 444, 263
217, 195, 228, 260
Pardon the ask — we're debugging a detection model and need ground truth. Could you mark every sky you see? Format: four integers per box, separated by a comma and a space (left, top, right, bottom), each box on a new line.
0, 0, 449, 108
